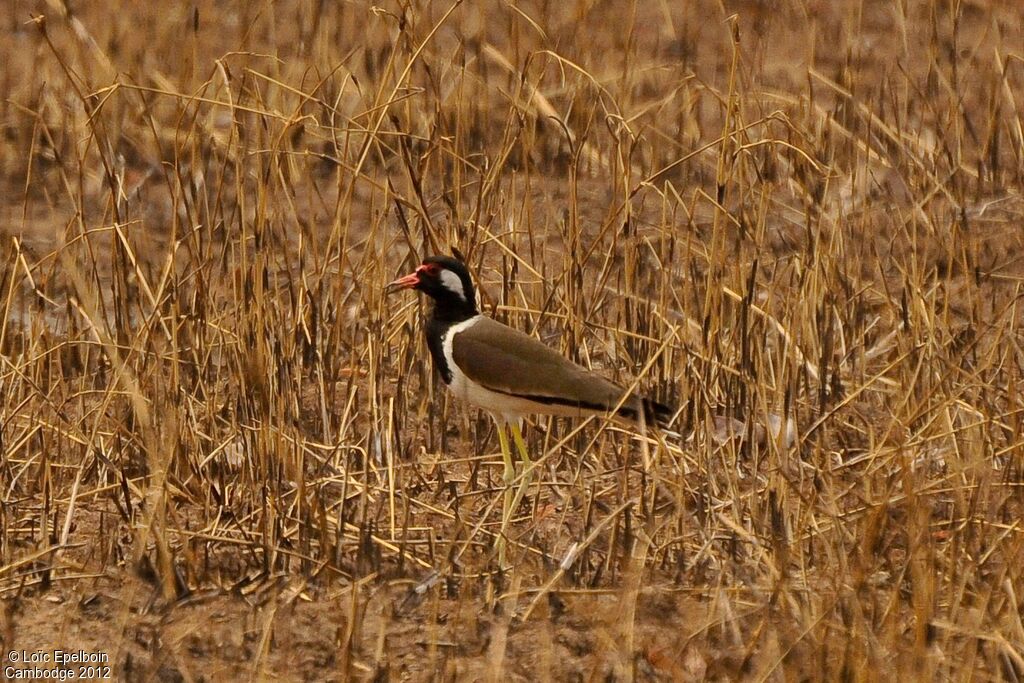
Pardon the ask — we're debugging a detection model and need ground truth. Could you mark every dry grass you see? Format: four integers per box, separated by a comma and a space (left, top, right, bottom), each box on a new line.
2, 0, 1024, 680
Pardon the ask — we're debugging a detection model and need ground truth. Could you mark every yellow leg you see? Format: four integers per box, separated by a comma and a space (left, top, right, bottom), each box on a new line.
496, 422, 514, 567
508, 420, 533, 520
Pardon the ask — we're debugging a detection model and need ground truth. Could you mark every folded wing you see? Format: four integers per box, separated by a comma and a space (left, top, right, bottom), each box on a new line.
451, 317, 642, 415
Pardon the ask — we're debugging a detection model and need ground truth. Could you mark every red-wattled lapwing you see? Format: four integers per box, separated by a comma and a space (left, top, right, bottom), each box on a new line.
388, 254, 675, 559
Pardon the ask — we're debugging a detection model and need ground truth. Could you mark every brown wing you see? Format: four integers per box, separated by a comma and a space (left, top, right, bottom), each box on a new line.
451, 317, 639, 412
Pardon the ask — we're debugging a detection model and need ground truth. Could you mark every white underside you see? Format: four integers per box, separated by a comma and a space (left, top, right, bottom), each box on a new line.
442, 317, 606, 425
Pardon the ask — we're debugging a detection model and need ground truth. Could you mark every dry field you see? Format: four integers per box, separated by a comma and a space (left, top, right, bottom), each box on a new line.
2, 0, 1024, 680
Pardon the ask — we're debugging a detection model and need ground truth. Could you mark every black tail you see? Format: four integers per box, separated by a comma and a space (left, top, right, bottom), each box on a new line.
613, 396, 678, 431
642, 397, 677, 430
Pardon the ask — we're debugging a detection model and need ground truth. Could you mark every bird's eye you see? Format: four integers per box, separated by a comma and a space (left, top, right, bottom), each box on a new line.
422, 263, 441, 276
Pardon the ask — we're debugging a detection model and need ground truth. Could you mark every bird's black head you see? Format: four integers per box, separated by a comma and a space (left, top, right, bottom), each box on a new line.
388, 254, 478, 320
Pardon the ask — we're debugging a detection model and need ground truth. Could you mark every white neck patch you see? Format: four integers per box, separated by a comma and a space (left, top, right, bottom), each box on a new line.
440, 269, 467, 301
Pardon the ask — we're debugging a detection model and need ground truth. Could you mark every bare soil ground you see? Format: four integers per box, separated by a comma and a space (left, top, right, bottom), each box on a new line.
2, 0, 1024, 680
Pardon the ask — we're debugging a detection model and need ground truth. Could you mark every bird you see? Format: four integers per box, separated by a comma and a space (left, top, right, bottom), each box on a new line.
388, 254, 676, 561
